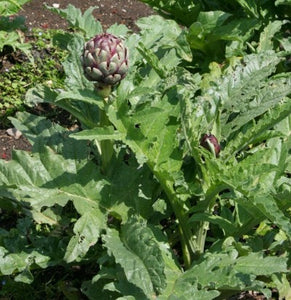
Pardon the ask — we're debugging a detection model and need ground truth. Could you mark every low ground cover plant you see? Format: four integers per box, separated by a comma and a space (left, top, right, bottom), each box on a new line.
0, 0, 32, 61
0, 27, 67, 127
0, 2, 290, 299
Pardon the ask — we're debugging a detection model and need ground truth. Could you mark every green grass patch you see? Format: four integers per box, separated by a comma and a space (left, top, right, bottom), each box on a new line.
0, 28, 67, 127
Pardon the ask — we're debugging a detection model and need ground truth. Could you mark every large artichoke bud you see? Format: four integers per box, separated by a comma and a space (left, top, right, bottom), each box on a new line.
81, 33, 129, 88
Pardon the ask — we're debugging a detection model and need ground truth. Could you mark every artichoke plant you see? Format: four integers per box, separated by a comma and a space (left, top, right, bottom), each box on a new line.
81, 33, 129, 88
81, 33, 129, 173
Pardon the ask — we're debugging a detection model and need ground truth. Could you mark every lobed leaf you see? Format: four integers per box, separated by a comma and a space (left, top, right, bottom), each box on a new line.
234, 252, 288, 275
222, 98, 291, 159
63, 35, 92, 90
181, 248, 286, 296
45, 4, 102, 39
103, 227, 156, 298
0, 246, 50, 278
257, 20, 288, 52
0, 0, 31, 16
64, 210, 106, 262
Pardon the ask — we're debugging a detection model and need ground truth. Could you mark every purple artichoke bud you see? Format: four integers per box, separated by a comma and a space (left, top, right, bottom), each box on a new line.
200, 134, 221, 157
81, 33, 129, 87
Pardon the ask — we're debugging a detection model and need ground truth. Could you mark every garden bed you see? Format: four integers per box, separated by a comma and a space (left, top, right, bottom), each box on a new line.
0, 1, 290, 299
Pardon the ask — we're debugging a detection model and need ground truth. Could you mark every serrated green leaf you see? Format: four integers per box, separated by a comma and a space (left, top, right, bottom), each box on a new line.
0, 114, 108, 219
14, 267, 34, 284
137, 0, 200, 27
121, 217, 166, 293
211, 18, 259, 42
64, 210, 106, 262
10, 111, 92, 162
189, 213, 237, 235
187, 13, 258, 57
176, 30, 192, 62
222, 99, 291, 159
234, 252, 287, 275
0, 247, 50, 276
45, 4, 102, 38
253, 193, 291, 240
64, 34, 92, 90
235, 0, 259, 18
108, 86, 182, 176
197, 11, 232, 31
10, 111, 66, 146
0, 30, 19, 50
204, 52, 291, 140
159, 278, 220, 300
0, 247, 25, 275
257, 20, 287, 52
25, 84, 58, 107
136, 15, 192, 62
91, 263, 149, 299
275, 109, 291, 137
182, 250, 271, 292
156, 250, 183, 299
187, 10, 231, 51
56, 89, 104, 109
159, 244, 283, 298
103, 228, 154, 298
0, 0, 31, 16
271, 274, 291, 300
99, 155, 156, 221
218, 138, 291, 238
0, 147, 103, 215
137, 42, 168, 78
224, 151, 279, 193
25, 84, 99, 129
107, 23, 130, 37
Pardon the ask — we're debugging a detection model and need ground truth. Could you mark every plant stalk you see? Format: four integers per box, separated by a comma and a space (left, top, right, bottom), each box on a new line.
99, 107, 114, 174
159, 177, 197, 268
95, 84, 113, 174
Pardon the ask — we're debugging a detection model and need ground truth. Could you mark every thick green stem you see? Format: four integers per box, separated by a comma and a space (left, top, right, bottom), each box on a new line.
159, 178, 197, 268
99, 108, 114, 174
95, 84, 114, 174
195, 222, 208, 256
177, 221, 192, 269
191, 181, 227, 258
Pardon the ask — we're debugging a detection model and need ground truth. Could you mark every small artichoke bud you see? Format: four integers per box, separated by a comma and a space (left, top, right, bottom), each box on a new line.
200, 134, 221, 157
81, 33, 129, 87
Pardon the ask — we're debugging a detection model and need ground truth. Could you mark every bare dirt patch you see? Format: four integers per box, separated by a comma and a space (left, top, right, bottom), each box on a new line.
20, 0, 154, 31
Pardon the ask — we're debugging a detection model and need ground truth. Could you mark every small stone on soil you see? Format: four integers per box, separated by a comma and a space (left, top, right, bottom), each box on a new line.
6, 128, 22, 140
